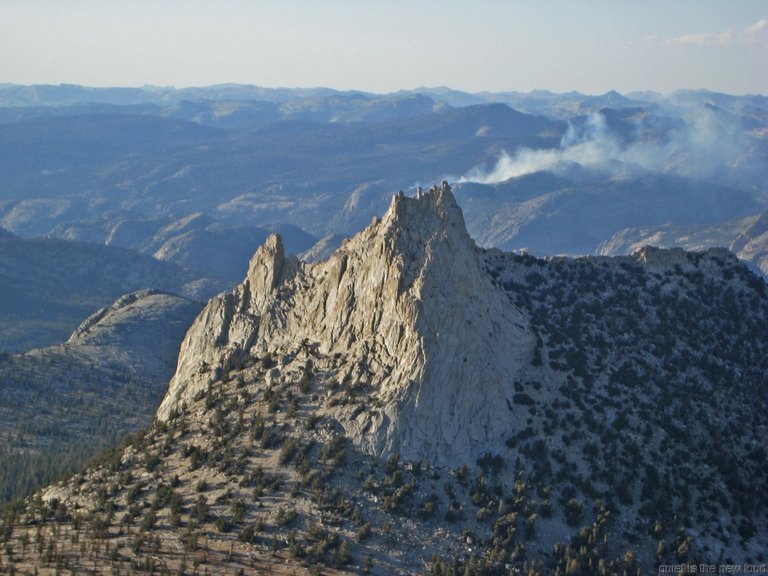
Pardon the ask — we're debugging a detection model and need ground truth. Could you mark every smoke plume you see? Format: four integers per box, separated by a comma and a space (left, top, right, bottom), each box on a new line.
458, 105, 759, 187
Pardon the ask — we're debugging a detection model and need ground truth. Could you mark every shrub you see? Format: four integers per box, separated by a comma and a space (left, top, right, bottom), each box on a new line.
192, 495, 209, 523
275, 505, 298, 527
564, 498, 584, 526
279, 439, 298, 465
355, 522, 372, 542
513, 393, 535, 406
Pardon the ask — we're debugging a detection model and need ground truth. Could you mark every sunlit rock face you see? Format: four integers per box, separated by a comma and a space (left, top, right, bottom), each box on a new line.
158, 183, 534, 464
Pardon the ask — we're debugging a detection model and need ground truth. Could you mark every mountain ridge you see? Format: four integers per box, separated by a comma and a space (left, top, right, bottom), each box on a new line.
0, 229, 224, 352
3, 183, 767, 575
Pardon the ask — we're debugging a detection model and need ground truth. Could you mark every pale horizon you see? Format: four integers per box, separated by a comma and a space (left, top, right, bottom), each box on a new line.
2, 0, 767, 96
3, 81, 765, 99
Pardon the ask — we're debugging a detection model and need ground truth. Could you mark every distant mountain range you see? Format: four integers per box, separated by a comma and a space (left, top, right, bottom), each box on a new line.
0, 228, 224, 351
1, 84, 765, 279
47, 211, 317, 283
455, 171, 765, 260
4, 83, 764, 120
598, 209, 768, 277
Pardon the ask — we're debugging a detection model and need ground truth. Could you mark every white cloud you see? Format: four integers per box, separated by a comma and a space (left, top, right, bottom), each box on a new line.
664, 31, 732, 46
661, 18, 767, 48
743, 18, 768, 41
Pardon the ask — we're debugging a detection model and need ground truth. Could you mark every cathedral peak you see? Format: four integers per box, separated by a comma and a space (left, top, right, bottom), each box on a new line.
158, 182, 533, 464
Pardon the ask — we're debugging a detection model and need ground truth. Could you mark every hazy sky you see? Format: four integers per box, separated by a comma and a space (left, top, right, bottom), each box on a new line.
2, 0, 766, 95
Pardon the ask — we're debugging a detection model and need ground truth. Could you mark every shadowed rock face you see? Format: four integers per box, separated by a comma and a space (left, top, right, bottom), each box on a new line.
158, 183, 534, 464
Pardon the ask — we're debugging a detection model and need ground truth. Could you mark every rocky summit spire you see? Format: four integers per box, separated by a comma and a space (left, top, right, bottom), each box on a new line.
158, 183, 534, 464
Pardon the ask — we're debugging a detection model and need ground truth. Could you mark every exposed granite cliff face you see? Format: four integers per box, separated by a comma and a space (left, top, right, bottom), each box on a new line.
631, 244, 737, 274
158, 183, 534, 464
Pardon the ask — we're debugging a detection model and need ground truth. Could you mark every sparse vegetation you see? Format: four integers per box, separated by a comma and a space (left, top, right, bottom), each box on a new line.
1, 218, 766, 576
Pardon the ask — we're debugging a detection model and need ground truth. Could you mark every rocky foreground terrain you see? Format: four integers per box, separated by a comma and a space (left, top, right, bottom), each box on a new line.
1, 184, 766, 575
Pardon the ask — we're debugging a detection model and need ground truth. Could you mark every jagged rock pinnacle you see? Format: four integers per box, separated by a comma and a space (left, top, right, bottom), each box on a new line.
158, 183, 534, 464
245, 233, 285, 295
386, 181, 466, 232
